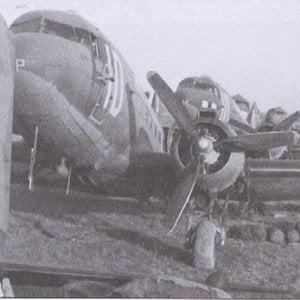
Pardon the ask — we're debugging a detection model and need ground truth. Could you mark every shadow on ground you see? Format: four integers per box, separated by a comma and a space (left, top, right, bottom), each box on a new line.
10, 183, 164, 219
101, 224, 192, 266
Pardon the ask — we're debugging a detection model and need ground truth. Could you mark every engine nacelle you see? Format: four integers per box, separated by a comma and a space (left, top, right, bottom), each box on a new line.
169, 118, 245, 193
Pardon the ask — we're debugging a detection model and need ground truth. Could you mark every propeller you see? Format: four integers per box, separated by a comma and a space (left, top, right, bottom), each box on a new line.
147, 71, 195, 135
164, 160, 201, 232
147, 71, 299, 233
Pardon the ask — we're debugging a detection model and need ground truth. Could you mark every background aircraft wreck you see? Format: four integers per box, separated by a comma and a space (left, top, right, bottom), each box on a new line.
0, 9, 299, 280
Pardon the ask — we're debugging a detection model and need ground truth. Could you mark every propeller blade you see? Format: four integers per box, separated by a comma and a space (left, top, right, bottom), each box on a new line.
147, 71, 194, 134
163, 162, 200, 233
215, 131, 299, 153
273, 111, 300, 131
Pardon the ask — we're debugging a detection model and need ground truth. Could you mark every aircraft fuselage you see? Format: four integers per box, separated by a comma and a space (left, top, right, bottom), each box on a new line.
11, 11, 164, 183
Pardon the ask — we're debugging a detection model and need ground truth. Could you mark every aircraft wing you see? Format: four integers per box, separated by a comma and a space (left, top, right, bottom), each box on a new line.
246, 158, 300, 201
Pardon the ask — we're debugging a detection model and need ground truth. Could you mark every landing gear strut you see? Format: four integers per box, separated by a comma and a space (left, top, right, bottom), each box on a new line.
28, 126, 38, 191
66, 166, 72, 195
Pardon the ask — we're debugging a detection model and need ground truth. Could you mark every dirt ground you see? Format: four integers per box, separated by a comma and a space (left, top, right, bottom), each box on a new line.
0, 181, 299, 298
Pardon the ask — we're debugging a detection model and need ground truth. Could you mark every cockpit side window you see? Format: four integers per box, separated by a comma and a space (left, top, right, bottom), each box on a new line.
97, 40, 107, 62
43, 20, 75, 40
90, 33, 100, 57
89, 33, 107, 62
10, 18, 41, 33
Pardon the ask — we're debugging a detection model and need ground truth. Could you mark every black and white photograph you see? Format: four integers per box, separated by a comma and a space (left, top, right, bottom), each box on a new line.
0, 0, 299, 298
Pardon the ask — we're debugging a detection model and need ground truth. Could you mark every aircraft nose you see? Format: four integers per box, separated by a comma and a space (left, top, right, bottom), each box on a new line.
12, 33, 94, 115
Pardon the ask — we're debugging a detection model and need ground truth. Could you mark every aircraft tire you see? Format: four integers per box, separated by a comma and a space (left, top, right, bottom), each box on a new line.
193, 219, 217, 270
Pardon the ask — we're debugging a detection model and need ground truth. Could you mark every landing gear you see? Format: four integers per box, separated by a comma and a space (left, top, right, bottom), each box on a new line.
185, 192, 227, 270
193, 219, 219, 270
56, 158, 72, 195
66, 166, 72, 195
185, 217, 225, 270
28, 126, 39, 190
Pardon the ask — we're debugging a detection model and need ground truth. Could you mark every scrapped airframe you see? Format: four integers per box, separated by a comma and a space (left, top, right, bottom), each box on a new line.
0, 10, 300, 273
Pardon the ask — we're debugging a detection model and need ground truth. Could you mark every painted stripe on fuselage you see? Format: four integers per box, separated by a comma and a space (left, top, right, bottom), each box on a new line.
101, 44, 124, 117
219, 90, 230, 123
103, 44, 113, 109
109, 50, 124, 117
219, 90, 225, 121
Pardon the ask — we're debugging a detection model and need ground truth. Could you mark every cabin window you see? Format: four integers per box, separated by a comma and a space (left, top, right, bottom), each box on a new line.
43, 20, 75, 40
11, 18, 41, 33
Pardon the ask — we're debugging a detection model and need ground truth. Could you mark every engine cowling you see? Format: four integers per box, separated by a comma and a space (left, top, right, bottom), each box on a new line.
169, 118, 245, 193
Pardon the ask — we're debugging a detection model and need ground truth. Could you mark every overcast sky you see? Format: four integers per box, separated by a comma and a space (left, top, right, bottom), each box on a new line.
0, 0, 299, 113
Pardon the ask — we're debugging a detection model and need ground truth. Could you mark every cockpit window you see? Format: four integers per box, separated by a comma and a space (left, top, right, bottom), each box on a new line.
274, 110, 285, 116
194, 83, 220, 99
41, 20, 97, 51
75, 28, 91, 45
43, 20, 75, 40
12, 17, 103, 55
11, 18, 41, 33
194, 83, 214, 93
180, 79, 218, 96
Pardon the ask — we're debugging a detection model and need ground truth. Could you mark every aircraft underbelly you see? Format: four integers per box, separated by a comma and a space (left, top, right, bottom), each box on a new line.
14, 70, 130, 182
